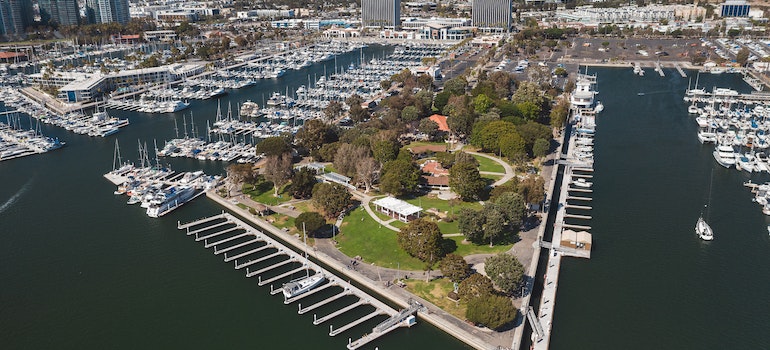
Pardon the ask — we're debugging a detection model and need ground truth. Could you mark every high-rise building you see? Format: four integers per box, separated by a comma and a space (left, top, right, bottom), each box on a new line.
720, 0, 750, 18
87, 0, 129, 24
39, 0, 79, 26
0, 0, 26, 36
361, 0, 400, 28
85, 0, 100, 24
472, 0, 511, 32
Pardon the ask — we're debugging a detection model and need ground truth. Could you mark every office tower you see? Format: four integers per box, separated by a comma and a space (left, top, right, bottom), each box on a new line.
472, 0, 512, 32
362, 0, 400, 28
39, 0, 79, 26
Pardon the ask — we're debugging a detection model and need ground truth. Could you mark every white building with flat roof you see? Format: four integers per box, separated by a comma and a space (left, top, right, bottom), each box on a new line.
372, 196, 423, 222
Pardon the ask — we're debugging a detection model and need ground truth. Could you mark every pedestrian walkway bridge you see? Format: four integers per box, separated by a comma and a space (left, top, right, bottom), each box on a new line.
178, 212, 418, 349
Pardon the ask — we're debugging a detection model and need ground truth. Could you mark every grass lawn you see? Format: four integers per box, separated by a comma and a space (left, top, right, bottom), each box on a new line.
337, 206, 425, 270
482, 174, 502, 182
404, 194, 481, 215
242, 182, 291, 206
472, 154, 506, 174
265, 213, 297, 233
404, 141, 449, 150
448, 236, 512, 256
404, 278, 466, 320
435, 219, 459, 235
390, 220, 406, 228
292, 200, 318, 214
324, 164, 338, 174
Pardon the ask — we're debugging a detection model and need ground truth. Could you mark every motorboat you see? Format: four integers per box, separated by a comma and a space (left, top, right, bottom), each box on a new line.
713, 144, 736, 168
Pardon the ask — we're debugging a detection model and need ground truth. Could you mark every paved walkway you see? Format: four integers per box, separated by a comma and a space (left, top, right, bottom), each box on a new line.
214, 191, 511, 350
466, 151, 515, 187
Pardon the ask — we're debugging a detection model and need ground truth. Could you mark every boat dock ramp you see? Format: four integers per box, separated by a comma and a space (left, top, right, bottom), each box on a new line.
531, 118, 595, 350
178, 212, 419, 349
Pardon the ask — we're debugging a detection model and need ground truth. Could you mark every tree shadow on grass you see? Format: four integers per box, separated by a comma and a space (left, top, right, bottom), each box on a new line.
441, 237, 459, 254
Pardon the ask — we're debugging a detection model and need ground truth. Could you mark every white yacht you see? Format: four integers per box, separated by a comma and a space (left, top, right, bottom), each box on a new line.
736, 153, 756, 173
571, 178, 592, 188
695, 216, 714, 241
282, 273, 325, 299
146, 186, 197, 218
713, 144, 736, 168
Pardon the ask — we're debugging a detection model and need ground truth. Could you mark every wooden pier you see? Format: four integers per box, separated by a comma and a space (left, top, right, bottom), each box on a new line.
178, 212, 419, 348
674, 63, 687, 78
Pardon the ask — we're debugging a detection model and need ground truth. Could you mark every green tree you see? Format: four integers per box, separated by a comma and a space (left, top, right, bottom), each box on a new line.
289, 167, 317, 199
484, 253, 525, 294
400, 105, 420, 123
295, 211, 326, 234
457, 273, 494, 300
256, 136, 291, 157
482, 204, 506, 246
418, 118, 440, 139
466, 294, 518, 330
458, 208, 485, 243
324, 101, 344, 121
449, 159, 486, 201
371, 139, 399, 164
473, 94, 494, 114
295, 119, 335, 156
380, 159, 421, 196
473, 120, 518, 154
511, 81, 546, 111
499, 133, 527, 161
517, 121, 552, 154
317, 142, 340, 162
550, 98, 570, 129
433, 90, 451, 112
519, 175, 545, 205
263, 154, 293, 196
439, 254, 471, 282
443, 76, 467, 96
397, 218, 444, 264
312, 182, 353, 218
533, 138, 549, 158
494, 192, 526, 231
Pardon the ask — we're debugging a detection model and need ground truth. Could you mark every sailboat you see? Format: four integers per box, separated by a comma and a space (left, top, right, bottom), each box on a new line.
282, 224, 325, 299
696, 171, 715, 241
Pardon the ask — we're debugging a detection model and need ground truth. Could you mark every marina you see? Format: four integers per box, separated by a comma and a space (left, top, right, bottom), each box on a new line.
0, 117, 64, 161
177, 213, 421, 350
531, 71, 598, 349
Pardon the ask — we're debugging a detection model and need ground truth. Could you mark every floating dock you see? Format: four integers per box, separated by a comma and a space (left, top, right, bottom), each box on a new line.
178, 212, 420, 348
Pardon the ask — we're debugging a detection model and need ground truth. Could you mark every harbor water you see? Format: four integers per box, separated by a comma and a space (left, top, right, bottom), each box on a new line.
0, 45, 469, 350
550, 68, 770, 349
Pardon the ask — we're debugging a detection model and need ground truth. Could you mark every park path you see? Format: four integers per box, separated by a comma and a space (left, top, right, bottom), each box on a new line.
465, 151, 515, 186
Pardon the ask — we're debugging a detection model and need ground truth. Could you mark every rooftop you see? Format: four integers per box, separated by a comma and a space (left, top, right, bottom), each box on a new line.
372, 196, 423, 217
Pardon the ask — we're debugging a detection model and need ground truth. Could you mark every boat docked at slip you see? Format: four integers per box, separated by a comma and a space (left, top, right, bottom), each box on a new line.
282, 273, 326, 299
713, 144, 736, 168
283, 224, 326, 299
146, 185, 198, 218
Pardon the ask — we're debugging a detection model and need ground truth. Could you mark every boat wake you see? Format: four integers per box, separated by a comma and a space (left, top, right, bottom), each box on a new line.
0, 178, 32, 215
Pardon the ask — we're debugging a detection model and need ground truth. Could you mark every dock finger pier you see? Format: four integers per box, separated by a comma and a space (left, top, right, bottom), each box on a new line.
178, 212, 421, 349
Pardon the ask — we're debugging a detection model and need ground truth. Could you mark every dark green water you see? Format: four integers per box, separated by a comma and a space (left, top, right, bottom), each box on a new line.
0, 45, 468, 350
550, 68, 770, 349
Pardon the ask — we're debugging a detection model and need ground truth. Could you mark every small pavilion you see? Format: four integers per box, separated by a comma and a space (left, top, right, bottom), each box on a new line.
372, 197, 423, 223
